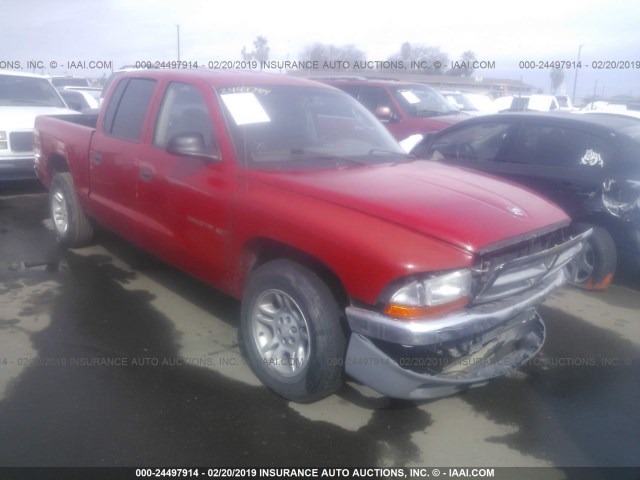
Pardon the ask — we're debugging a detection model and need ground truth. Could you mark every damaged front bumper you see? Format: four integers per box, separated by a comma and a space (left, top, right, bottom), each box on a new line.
344, 229, 590, 400
345, 308, 545, 400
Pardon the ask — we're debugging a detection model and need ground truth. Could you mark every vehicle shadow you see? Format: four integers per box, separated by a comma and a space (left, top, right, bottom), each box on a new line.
0, 179, 45, 196
0, 236, 431, 467
613, 252, 640, 291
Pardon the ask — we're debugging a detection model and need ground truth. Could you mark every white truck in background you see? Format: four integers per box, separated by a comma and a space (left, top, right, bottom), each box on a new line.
0, 71, 77, 180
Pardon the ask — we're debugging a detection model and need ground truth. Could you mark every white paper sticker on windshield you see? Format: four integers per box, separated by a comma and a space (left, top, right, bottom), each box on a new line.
399, 90, 421, 104
220, 92, 271, 125
580, 149, 603, 167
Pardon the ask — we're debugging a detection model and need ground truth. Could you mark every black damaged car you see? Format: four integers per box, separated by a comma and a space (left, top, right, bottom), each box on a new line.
411, 112, 640, 289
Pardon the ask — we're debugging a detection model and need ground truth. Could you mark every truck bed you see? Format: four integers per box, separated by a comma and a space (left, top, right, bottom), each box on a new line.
44, 113, 98, 129
34, 113, 97, 197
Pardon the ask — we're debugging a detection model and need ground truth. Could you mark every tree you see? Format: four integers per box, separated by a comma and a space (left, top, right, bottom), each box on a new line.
387, 42, 449, 74
241, 36, 270, 66
550, 68, 565, 94
299, 43, 366, 66
446, 50, 478, 76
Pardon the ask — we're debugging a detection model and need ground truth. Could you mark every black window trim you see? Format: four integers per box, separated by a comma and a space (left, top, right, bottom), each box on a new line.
103, 77, 156, 143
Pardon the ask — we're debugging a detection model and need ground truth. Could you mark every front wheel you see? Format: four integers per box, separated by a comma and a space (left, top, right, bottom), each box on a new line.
240, 259, 346, 402
566, 223, 617, 290
49, 172, 94, 247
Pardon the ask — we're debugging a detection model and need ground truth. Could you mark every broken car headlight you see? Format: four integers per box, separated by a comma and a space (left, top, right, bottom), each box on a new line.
385, 269, 471, 319
602, 178, 640, 220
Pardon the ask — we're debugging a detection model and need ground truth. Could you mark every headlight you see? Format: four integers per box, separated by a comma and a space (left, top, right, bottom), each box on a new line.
602, 178, 640, 220
385, 269, 471, 319
0, 131, 6, 150
33, 130, 41, 160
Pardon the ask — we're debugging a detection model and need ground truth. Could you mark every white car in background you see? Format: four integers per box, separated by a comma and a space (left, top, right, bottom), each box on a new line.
49, 76, 91, 88
555, 95, 577, 111
440, 91, 498, 116
58, 86, 101, 112
494, 94, 560, 112
578, 101, 640, 120
0, 71, 77, 180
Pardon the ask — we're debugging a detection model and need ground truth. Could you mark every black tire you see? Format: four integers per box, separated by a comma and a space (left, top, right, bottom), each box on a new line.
240, 259, 346, 402
49, 172, 94, 247
566, 223, 617, 290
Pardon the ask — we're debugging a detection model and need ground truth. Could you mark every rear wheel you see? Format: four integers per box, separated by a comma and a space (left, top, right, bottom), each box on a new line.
240, 259, 346, 402
566, 223, 616, 290
49, 172, 94, 247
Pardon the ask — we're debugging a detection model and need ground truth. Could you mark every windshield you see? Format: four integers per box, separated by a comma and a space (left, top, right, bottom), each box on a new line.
442, 92, 477, 111
218, 85, 408, 170
0, 75, 66, 107
622, 125, 640, 141
391, 84, 460, 117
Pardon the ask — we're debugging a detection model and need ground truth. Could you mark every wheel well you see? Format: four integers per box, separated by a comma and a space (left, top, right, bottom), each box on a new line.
237, 239, 350, 310
49, 154, 70, 177
572, 215, 620, 246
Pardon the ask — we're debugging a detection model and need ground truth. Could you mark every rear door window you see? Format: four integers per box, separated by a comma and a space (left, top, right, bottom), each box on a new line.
104, 78, 156, 142
505, 123, 612, 168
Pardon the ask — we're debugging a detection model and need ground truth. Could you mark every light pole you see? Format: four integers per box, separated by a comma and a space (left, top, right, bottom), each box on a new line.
572, 44, 583, 104
176, 24, 181, 62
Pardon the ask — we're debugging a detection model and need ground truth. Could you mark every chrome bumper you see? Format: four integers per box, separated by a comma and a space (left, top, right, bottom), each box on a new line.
0, 156, 37, 180
346, 309, 545, 400
344, 228, 590, 400
346, 267, 564, 347
344, 273, 559, 400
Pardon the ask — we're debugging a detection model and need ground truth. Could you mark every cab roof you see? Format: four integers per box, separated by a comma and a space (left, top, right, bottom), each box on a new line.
117, 68, 337, 90
461, 111, 640, 134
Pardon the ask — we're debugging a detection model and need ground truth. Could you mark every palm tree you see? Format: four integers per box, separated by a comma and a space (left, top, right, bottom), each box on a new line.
550, 68, 565, 94
241, 36, 270, 69
461, 51, 477, 76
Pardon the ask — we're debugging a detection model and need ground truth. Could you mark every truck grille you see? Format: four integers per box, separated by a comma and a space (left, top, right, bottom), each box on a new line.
472, 227, 590, 304
9, 132, 34, 152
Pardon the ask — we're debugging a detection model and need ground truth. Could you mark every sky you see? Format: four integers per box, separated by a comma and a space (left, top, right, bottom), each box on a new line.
1, 0, 639, 98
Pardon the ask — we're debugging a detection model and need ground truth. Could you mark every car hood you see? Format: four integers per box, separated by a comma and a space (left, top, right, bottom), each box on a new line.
0, 106, 78, 130
250, 160, 569, 253
397, 113, 469, 138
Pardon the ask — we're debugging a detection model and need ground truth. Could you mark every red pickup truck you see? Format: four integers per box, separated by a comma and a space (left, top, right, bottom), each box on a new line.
320, 78, 469, 141
34, 69, 589, 402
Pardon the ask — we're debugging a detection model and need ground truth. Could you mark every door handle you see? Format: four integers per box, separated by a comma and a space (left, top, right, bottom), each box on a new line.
139, 166, 154, 182
92, 152, 102, 165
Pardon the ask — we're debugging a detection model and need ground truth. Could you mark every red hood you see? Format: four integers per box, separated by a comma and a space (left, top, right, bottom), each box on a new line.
248, 160, 569, 253
389, 113, 469, 140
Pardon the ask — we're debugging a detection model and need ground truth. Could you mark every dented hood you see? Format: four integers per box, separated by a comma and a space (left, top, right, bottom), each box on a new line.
251, 160, 569, 253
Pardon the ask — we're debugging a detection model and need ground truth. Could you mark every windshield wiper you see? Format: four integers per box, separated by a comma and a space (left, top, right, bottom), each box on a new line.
290, 149, 370, 166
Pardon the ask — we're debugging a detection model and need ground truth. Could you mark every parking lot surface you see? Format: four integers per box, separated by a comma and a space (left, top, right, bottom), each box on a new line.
1, 182, 639, 472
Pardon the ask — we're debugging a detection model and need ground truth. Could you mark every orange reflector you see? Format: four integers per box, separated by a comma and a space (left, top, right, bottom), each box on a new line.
385, 297, 470, 320
585, 273, 614, 290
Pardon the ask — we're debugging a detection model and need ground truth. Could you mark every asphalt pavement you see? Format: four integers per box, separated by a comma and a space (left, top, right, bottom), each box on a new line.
1, 181, 639, 475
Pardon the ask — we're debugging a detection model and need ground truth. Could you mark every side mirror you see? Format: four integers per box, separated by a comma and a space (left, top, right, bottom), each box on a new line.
167, 133, 220, 162
374, 106, 396, 123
